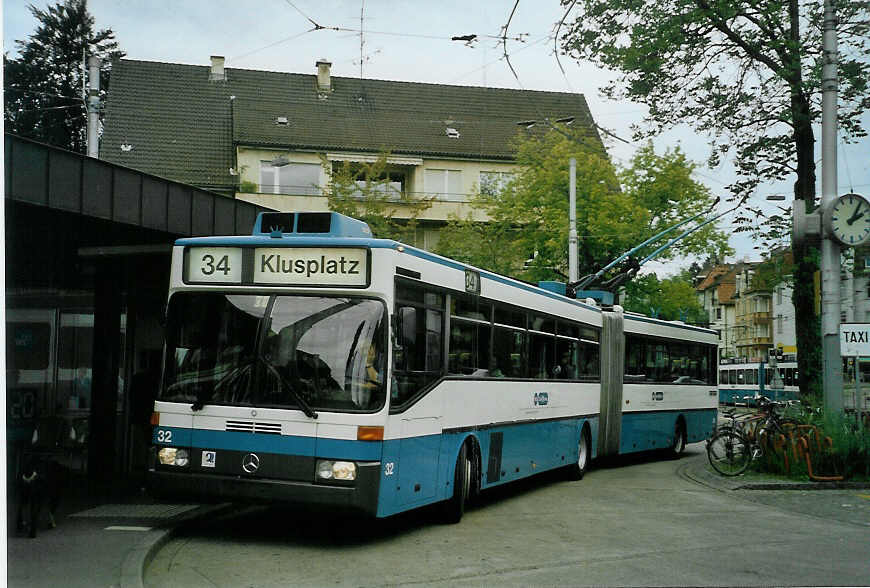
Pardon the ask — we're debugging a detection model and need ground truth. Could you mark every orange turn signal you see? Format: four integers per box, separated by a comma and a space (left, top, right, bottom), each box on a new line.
357, 426, 384, 441
150, 412, 160, 426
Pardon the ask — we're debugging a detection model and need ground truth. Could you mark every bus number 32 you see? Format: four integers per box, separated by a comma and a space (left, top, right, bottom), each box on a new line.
201, 254, 231, 276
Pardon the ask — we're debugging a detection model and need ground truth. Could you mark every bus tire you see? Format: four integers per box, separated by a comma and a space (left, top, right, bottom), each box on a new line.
567, 426, 591, 480
669, 418, 687, 459
441, 443, 471, 524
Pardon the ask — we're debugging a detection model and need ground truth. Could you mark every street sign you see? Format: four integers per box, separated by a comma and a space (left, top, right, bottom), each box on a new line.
840, 323, 870, 356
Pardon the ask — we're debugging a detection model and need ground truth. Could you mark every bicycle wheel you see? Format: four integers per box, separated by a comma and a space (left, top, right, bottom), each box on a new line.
707, 430, 752, 476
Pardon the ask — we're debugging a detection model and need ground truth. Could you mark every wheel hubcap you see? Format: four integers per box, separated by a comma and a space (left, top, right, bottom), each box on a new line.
578, 436, 588, 468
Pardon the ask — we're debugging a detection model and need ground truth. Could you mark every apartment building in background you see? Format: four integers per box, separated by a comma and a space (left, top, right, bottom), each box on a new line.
99, 57, 605, 250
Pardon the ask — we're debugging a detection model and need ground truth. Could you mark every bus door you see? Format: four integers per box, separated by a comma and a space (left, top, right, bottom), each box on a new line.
391, 304, 444, 506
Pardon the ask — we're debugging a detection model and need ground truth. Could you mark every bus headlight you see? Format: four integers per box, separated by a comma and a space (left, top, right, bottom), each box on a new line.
315, 460, 357, 481
158, 447, 190, 467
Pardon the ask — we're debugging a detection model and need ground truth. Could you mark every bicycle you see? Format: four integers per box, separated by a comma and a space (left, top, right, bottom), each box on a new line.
706, 396, 798, 476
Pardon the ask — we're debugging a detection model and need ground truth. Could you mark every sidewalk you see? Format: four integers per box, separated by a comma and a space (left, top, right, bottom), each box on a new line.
680, 447, 870, 491
6, 469, 228, 588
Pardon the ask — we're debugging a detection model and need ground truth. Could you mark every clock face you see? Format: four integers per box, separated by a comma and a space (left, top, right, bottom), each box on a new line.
829, 193, 870, 246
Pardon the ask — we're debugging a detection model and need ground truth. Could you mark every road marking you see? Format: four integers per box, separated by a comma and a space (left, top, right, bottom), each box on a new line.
104, 525, 153, 531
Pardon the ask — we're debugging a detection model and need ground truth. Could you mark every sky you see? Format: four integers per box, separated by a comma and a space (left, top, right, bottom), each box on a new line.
4, 0, 869, 276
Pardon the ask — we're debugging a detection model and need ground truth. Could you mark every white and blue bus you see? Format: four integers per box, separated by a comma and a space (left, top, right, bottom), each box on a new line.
717, 360, 800, 405
148, 212, 718, 522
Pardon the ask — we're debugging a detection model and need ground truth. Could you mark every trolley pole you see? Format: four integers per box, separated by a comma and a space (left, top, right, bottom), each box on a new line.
821, 0, 843, 414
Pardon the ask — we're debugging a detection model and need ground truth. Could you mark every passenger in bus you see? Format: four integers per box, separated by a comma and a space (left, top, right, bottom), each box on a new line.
554, 351, 576, 379
355, 344, 381, 407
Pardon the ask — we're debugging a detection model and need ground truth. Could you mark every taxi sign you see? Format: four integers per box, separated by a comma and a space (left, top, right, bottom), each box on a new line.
840, 323, 870, 356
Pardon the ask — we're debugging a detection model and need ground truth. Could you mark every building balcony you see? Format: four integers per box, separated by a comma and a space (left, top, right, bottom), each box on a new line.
745, 311, 772, 323
736, 335, 773, 347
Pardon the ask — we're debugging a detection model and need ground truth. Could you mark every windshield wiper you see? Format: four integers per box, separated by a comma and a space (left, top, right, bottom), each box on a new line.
258, 354, 319, 419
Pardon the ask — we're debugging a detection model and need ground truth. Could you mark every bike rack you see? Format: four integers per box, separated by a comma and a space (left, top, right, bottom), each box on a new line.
758, 425, 843, 481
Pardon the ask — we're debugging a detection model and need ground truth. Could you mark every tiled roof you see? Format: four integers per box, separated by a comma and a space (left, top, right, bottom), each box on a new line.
696, 264, 738, 304
100, 59, 601, 192
717, 279, 737, 304
696, 265, 730, 291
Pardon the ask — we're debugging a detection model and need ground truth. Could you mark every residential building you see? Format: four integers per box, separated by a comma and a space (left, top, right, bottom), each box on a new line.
733, 263, 773, 361
771, 281, 797, 355
695, 264, 738, 359
99, 57, 605, 249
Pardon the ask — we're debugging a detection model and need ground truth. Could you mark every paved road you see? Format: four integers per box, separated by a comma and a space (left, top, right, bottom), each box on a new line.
145, 444, 870, 587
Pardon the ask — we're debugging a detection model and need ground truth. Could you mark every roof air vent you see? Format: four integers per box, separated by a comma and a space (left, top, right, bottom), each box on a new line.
252, 212, 372, 238
275, 116, 289, 126
445, 127, 460, 139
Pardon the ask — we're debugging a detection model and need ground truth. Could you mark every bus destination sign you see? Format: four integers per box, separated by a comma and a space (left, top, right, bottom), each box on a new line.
254, 247, 367, 286
186, 247, 243, 283
185, 246, 368, 287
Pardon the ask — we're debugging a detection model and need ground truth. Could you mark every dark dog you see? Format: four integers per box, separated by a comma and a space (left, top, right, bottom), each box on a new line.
17, 453, 63, 538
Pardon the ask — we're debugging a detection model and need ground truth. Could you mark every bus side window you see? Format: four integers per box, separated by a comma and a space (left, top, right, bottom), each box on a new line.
392, 282, 444, 408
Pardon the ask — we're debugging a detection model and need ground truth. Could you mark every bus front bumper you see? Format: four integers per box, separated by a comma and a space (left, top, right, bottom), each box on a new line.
147, 463, 381, 516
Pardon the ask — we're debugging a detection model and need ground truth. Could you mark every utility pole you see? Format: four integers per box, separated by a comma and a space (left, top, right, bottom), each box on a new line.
821, 0, 843, 413
87, 55, 101, 159
569, 157, 578, 283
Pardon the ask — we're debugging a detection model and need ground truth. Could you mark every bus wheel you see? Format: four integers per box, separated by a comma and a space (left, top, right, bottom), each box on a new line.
670, 419, 686, 459
567, 427, 590, 480
441, 443, 471, 524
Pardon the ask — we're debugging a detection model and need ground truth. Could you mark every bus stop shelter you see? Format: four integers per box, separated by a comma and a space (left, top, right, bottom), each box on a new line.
5, 133, 272, 484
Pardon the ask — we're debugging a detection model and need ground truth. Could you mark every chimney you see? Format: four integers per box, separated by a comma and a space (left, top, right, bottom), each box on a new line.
316, 59, 332, 96
209, 55, 226, 82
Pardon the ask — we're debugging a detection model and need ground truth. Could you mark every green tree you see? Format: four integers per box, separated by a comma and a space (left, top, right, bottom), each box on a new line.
436, 130, 731, 283
4, 0, 124, 153
322, 153, 433, 242
623, 272, 707, 324
559, 0, 870, 399
435, 214, 528, 277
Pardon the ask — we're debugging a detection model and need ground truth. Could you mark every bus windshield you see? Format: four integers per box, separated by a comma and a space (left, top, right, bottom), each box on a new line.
160, 293, 386, 412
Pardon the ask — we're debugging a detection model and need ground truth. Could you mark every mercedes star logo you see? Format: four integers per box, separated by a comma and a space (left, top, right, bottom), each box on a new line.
242, 453, 260, 473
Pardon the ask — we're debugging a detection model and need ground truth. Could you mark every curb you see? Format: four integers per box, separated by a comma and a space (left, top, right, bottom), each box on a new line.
733, 480, 870, 491
680, 455, 870, 492
119, 503, 234, 588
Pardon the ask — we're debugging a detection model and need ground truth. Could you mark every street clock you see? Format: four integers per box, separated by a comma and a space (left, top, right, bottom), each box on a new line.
824, 193, 870, 247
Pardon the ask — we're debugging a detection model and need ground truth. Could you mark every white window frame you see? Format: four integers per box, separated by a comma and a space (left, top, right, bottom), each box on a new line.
424, 168, 463, 202
259, 161, 322, 196
479, 171, 514, 196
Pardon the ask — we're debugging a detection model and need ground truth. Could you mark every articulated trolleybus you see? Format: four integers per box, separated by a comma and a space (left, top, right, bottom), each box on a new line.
149, 212, 718, 522
717, 360, 799, 405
